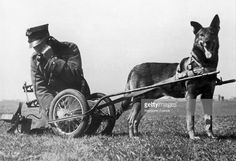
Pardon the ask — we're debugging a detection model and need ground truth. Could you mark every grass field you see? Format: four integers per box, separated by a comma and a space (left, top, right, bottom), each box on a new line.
0, 100, 236, 161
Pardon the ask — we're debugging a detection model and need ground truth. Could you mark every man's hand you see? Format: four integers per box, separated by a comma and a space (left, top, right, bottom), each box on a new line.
44, 57, 57, 73
42, 45, 54, 61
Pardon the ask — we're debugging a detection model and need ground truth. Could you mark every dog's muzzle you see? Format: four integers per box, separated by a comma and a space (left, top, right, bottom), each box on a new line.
199, 40, 215, 59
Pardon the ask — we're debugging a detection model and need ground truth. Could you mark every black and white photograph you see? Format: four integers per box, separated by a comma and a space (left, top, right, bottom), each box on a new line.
0, 0, 236, 160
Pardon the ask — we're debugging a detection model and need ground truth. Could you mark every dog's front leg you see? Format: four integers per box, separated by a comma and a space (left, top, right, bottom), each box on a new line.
186, 92, 200, 140
201, 95, 216, 139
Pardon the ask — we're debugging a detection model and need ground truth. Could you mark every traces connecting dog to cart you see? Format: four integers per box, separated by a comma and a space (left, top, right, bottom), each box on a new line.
121, 14, 223, 139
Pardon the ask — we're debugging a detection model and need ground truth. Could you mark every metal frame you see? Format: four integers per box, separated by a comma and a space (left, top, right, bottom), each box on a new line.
48, 71, 236, 124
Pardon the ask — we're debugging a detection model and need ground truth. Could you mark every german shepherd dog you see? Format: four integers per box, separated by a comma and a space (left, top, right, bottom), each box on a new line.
120, 15, 220, 139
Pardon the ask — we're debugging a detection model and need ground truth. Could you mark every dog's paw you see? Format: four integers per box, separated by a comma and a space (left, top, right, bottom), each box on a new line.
206, 131, 217, 139
189, 136, 200, 140
188, 131, 200, 140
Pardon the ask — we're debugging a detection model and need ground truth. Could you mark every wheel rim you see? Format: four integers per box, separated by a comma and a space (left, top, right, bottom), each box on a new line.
91, 98, 110, 133
53, 94, 84, 135
91, 98, 111, 116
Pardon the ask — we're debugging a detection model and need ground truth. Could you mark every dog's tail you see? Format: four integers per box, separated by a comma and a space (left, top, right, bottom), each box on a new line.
121, 83, 132, 111
121, 71, 133, 112
116, 71, 133, 119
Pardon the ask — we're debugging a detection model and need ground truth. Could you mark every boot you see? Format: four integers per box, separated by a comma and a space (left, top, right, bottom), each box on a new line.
204, 115, 216, 139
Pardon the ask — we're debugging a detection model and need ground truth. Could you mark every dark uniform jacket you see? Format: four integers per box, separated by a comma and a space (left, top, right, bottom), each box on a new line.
31, 42, 89, 113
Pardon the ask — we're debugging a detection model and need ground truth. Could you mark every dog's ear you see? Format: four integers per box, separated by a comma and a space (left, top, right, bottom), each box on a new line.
190, 21, 202, 34
210, 14, 220, 31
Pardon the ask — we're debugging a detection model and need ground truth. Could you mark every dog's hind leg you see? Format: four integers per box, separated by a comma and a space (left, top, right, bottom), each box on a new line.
133, 119, 140, 136
133, 102, 146, 136
128, 101, 141, 137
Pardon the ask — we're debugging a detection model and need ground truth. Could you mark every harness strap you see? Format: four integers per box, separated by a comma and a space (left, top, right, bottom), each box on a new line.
176, 52, 209, 79
190, 52, 203, 68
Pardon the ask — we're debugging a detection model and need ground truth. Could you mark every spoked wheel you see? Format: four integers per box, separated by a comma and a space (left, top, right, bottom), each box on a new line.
85, 93, 116, 136
49, 89, 89, 138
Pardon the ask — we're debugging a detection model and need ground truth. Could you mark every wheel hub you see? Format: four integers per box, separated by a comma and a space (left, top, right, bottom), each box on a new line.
57, 108, 70, 118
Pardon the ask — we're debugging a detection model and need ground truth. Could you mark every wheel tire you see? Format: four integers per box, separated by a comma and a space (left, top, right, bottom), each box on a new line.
85, 93, 116, 135
49, 89, 89, 138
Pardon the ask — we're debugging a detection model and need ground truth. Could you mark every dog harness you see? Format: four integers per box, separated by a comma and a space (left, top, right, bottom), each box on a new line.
176, 52, 216, 79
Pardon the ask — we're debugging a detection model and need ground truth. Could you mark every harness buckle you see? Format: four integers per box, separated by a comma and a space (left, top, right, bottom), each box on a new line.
187, 64, 192, 70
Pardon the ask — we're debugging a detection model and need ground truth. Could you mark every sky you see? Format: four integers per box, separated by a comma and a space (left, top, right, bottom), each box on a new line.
0, 0, 235, 100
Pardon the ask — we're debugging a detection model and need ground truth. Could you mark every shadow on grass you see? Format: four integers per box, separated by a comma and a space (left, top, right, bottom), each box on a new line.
168, 131, 212, 140
28, 128, 54, 135
173, 131, 189, 138
216, 134, 236, 140
175, 131, 236, 141
112, 132, 129, 137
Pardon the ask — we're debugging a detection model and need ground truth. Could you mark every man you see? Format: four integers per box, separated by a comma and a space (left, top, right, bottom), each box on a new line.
26, 24, 90, 129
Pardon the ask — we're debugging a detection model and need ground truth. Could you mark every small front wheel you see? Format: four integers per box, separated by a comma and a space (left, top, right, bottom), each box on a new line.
49, 89, 89, 138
